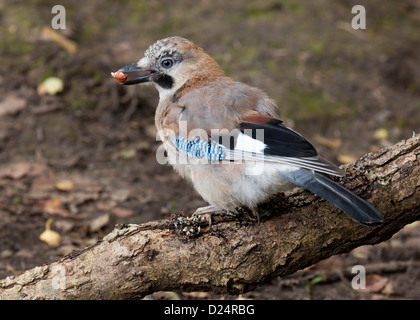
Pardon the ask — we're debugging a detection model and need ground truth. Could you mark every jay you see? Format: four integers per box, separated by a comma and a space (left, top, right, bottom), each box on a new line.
114, 36, 383, 225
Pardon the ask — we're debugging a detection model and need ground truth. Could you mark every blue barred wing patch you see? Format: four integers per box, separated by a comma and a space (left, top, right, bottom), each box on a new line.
170, 135, 225, 161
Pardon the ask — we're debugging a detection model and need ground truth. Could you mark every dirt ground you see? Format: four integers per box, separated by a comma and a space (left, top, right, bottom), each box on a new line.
0, 0, 419, 299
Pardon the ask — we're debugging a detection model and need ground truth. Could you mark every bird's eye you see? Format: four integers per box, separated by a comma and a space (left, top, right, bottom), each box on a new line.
161, 58, 174, 69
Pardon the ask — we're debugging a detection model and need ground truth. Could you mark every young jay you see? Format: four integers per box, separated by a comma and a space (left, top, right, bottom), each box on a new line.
114, 36, 383, 225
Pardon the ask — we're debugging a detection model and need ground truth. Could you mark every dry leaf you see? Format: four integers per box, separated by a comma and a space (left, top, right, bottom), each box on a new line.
55, 179, 75, 191
381, 282, 395, 295
0, 94, 27, 117
337, 153, 358, 164
314, 135, 342, 149
0, 162, 31, 179
41, 26, 78, 54
0, 249, 13, 259
236, 294, 253, 300
39, 229, 61, 246
365, 274, 389, 293
351, 245, 371, 260
44, 197, 69, 217
6, 265, 20, 275
110, 189, 130, 202
112, 207, 135, 218
62, 191, 99, 206
310, 255, 344, 270
89, 214, 110, 232
181, 292, 211, 299
0, 162, 46, 180
30, 175, 54, 192
44, 197, 62, 214
370, 145, 381, 153
374, 128, 388, 140
39, 218, 61, 246
37, 77, 64, 96
119, 149, 136, 160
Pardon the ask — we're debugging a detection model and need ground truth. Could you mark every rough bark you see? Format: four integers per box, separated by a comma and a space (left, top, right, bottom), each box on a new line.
1, 136, 419, 300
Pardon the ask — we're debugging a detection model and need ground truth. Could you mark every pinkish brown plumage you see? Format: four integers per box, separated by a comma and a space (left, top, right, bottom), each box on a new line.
116, 37, 383, 225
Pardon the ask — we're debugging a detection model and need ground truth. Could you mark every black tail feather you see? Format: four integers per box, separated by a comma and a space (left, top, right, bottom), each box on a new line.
277, 169, 384, 225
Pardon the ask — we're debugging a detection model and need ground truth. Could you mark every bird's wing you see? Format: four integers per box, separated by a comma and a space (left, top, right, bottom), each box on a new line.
165, 109, 343, 177
225, 114, 344, 176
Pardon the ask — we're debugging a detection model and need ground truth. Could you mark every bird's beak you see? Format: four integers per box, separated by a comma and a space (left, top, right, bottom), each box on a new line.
117, 62, 158, 85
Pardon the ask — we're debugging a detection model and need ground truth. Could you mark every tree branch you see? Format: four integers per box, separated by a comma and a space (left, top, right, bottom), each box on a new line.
1, 136, 419, 299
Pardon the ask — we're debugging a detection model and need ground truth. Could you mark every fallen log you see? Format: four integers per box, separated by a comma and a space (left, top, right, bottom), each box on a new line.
0, 136, 419, 299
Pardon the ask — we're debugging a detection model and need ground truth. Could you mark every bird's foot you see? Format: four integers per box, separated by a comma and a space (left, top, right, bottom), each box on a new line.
234, 207, 260, 223
192, 205, 220, 228
172, 209, 206, 239
251, 208, 260, 223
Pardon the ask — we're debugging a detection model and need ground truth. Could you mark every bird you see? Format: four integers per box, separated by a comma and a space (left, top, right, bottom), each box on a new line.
114, 36, 383, 226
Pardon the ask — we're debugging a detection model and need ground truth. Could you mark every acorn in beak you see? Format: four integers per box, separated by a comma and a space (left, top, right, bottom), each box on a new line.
113, 62, 158, 85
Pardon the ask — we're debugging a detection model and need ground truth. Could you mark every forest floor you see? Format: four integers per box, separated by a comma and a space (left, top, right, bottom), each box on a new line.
0, 0, 419, 299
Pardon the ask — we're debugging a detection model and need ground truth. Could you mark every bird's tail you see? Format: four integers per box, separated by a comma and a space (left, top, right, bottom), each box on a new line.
277, 168, 384, 225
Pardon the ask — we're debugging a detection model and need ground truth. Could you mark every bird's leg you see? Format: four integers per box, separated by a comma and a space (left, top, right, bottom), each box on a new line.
251, 207, 260, 223
192, 205, 219, 228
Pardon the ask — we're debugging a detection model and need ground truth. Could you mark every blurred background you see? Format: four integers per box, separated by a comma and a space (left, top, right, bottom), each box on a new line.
0, 0, 419, 299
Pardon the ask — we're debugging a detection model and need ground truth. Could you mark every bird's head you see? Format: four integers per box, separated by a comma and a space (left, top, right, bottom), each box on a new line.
118, 36, 224, 98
